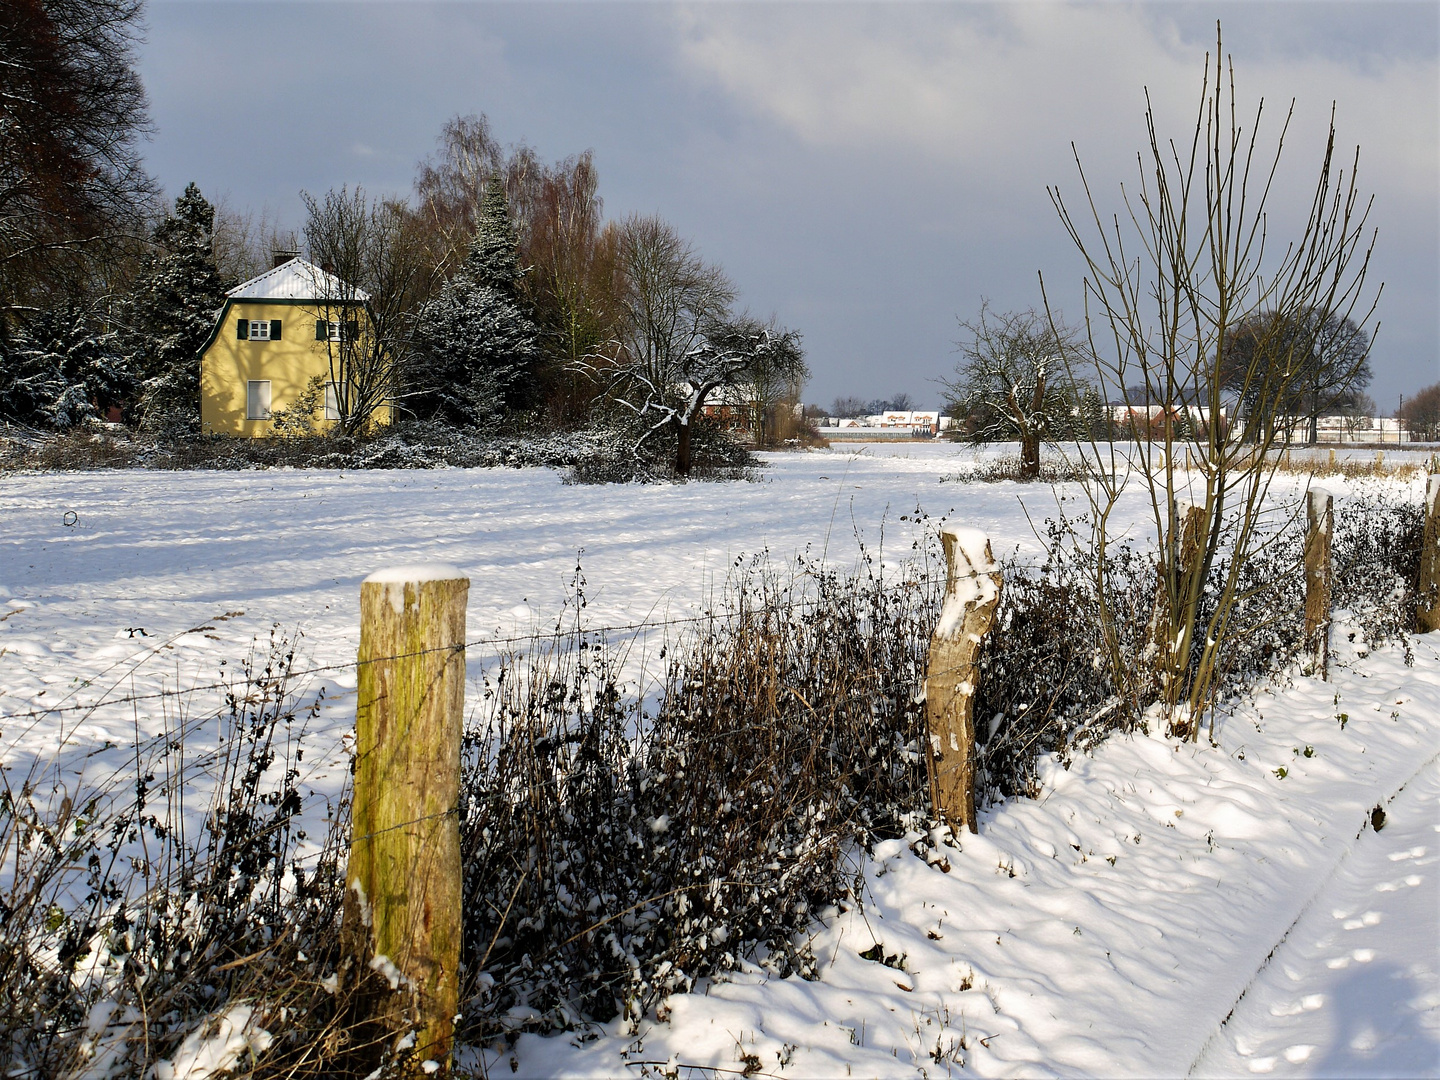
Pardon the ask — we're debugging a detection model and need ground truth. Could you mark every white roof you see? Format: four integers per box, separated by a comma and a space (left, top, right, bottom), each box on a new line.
227, 257, 369, 302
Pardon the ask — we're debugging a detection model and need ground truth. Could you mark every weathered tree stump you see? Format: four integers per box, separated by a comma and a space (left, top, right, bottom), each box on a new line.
925, 526, 1002, 833
1304, 488, 1334, 677
345, 564, 469, 1073
1418, 473, 1440, 633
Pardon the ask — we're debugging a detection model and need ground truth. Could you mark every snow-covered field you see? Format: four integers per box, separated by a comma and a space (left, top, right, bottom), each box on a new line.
1, 444, 1437, 1077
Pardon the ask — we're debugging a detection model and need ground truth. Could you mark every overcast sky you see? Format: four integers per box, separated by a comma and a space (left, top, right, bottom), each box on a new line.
139, 1, 1438, 412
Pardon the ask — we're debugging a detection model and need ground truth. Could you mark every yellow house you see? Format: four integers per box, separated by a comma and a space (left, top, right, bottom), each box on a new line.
198, 256, 392, 436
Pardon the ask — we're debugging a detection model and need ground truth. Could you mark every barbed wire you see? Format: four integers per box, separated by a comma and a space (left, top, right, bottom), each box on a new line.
0, 565, 967, 724
0, 537, 1424, 727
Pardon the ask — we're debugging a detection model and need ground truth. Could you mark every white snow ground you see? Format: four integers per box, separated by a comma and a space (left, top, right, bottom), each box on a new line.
2, 444, 1437, 1078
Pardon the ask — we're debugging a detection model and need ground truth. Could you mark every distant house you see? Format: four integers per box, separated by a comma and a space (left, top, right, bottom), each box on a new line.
878, 410, 941, 435
198, 256, 389, 436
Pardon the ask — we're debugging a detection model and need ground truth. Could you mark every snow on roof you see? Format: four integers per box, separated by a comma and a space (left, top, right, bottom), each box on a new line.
227, 257, 370, 302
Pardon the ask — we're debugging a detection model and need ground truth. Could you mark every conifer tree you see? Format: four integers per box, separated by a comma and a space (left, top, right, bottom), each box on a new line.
123, 183, 232, 430
0, 305, 132, 428
409, 179, 542, 425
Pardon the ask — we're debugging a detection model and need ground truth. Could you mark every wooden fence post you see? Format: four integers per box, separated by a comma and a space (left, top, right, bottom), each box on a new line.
346, 564, 469, 1073
1304, 488, 1334, 677
925, 526, 1002, 834
1418, 473, 1440, 633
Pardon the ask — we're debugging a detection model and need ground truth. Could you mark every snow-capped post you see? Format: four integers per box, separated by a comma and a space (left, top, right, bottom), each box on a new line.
925, 526, 1003, 833
1303, 488, 1334, 677
1418, 472, 1440, 632
346, 564, 469, 1072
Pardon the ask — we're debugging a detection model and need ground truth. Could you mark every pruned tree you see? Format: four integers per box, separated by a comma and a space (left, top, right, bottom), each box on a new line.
1049, 24, 1379, 736
1338, 391, 1376, 441
301, 187, 436, 435
410, 179, 543, 426
616, 215, 735, 382
0, 0, 155, 318
942, 304, 1089, 478
121, 183, 233, 432
1400, 382, 1440, 442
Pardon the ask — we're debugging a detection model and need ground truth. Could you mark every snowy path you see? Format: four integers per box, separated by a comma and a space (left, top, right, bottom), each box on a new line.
1193, 757, 1440, 1078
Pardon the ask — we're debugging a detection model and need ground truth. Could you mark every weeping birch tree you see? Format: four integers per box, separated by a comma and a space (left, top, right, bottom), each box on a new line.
1047, 25, 1379, 737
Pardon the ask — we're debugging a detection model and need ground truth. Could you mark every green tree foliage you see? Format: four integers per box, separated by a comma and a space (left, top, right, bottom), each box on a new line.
409, 180, 543, 425
122, 183, 232, 431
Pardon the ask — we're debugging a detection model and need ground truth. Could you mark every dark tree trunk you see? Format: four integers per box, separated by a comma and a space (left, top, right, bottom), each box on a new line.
675, 418, 692, 476
1020, 430, 1040, 478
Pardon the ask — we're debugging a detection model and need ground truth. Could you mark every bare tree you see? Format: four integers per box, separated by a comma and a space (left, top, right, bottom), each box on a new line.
943, 304, 1089, 478
1220, 307, 1372, 443
301, 187, 436, 434
1399, 383, 1440, 442
1048, 25, 1379, 736
743, 327, 810, 446
608, 313, 804, 474
616, 215, 735, 380
0, 0, 155, 317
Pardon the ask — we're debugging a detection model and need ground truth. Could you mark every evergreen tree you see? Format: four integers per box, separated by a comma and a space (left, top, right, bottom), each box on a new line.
123, 183, 232, 430
409, 179, 542, 425
0, 305, 132, 428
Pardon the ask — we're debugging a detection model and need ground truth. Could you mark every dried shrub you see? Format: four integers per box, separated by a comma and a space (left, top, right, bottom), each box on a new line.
1331, 487, 1424, 656
0, 417, 759, 483
0, 635, 389, 1078
456, 551, 939, 1040
940, 455, 1084, 484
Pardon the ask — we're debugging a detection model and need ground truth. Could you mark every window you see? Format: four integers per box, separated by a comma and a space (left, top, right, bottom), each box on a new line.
246, 380, 272, 420
238, 319, 281, 340
323, 382, 341, 421
315, 319, 359, 342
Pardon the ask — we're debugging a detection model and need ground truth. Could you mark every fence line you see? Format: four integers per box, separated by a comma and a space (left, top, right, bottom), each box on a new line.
0, 540, 1423, 728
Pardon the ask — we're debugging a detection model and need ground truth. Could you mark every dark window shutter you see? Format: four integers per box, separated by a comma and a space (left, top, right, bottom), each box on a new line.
346, 320, 359, 341
238, 318, 248, 340
316, 320, 327, 341
270, 320, 282, 340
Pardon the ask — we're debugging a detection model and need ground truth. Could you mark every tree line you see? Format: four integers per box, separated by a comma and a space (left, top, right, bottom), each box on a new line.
939, 299, 1397, 478
0, 5, 806, 476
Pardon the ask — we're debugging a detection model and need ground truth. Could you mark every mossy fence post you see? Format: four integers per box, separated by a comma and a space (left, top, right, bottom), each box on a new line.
1418, 472, 1440, 633
925, 526, 1002, 834
1303, 488, 1333, 677
345, 564, 469, 1073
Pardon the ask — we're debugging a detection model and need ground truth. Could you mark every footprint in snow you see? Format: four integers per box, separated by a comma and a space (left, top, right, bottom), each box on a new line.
1340, 910, 1382, 929
1386, 845, 1427, 861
